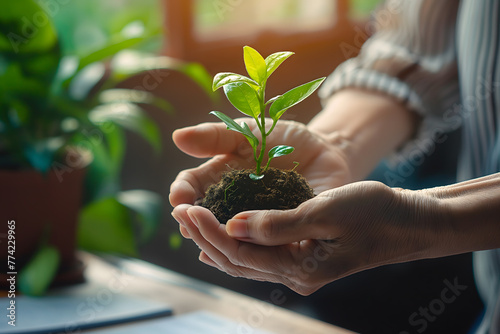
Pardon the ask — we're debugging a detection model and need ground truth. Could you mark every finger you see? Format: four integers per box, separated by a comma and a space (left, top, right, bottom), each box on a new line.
169, 174, 203, 207
184, 207, 329, 295
172, 122, 247, 158
198, 251, 301, 288
179, 225, 191, 239
226, 195, 336, 246
186, 206, 295, 275
175, 207, 255, 278
172, 204, 194, 240
199, 251, 217, 266
185, 209, 237, 272
182, 209, 266, 280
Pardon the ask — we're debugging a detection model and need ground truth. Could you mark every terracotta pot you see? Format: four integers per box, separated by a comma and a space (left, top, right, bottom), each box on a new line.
0, 165, 86, 287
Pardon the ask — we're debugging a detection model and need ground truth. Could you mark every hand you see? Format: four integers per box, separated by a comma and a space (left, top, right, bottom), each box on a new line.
172, 181, 448, 295
169, 119, 352, 208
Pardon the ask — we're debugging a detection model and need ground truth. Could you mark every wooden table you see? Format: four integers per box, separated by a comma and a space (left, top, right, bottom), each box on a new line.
78, 252, 354, 334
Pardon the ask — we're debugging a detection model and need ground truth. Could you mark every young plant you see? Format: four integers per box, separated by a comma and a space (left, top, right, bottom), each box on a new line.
210, 46, 325, 180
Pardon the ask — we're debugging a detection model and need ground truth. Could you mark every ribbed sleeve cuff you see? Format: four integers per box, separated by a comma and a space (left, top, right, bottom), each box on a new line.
318, 59, 458, 165
319, 59, 426, 115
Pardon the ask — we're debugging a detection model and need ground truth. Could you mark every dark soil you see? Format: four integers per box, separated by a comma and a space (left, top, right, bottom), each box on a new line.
201, 167, 314, 224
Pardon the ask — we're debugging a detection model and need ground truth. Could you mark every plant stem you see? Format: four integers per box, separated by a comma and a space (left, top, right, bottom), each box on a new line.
256, 129, 266, 175
265, 119, 277, 137
255, 81, 267, 175
263, 156, 273, 173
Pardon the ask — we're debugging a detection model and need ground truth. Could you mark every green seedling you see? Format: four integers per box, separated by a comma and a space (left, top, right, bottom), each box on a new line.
224, 179, 236, 202
210, 46, 325, 180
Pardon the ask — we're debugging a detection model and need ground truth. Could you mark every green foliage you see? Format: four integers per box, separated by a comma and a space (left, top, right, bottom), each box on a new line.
223, 82, 261, 118
269, 145, 295, 159
265, 51, 294, 78
18, 245, 60, 296
50, 0, 163, 56
209, 111, 258, 149
243, 46, 267, 84
78, 197, 137, 256
117, 190, 162, 243
1, 0, 211, 295
211, 46, 325, 177
269, 78, 326, 121
212, 72, 259, 91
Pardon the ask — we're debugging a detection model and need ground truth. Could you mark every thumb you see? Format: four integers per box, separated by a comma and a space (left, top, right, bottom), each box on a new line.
226, 204, 323, 246
172, 122, 246, 158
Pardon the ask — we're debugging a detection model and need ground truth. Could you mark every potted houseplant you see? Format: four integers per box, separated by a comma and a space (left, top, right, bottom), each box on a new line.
201, 46, 325, 223
0, 0, 212, 295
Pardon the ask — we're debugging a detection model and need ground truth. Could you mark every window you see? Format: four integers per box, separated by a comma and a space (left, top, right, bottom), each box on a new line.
164, 0, 350, 63
194, 0, 337, 41
164, 0, 381, 68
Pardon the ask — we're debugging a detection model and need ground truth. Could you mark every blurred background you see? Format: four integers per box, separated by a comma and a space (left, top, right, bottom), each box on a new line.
4, 0, 483, 333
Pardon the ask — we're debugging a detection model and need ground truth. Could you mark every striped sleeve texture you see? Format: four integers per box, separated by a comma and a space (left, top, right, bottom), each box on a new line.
319, 0, 461, 157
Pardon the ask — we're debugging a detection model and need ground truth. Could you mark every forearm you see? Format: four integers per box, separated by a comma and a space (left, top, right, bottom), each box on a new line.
308, 88, 419, 181
430, 173, 500, 255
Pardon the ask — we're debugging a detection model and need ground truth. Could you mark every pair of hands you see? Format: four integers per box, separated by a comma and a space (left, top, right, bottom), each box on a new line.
169, 119, 442, 295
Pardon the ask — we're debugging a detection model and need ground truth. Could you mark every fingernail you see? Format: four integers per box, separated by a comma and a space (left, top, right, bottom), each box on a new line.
187, 211, 199, 227
226, 218, 249, 238
171, 212, 185, 226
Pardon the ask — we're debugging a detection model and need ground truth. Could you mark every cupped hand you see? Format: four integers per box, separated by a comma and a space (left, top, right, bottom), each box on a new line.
169, 119, 352, 208
172, 181, 448, 295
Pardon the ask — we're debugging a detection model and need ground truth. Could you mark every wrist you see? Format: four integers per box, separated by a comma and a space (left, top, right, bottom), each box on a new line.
391, 187, 455, 261
429, 174, 500, 253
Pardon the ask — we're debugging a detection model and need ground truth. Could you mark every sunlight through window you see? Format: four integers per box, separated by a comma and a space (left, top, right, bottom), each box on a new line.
194, 0, 337, 40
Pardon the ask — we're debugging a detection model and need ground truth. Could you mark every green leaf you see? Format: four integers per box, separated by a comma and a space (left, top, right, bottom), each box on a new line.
18, 245, 60, 296
81, 132, 121, 204
79, 123, 125, 204
268, 145, 295, 158
0, 63, 48, 97
78, 197, 137, 256
269, 77, 326, 121
0, 0, 58, 54
209, 111, 258, 149
67, 24, 160, 80
240, 121, 259, 149
89, 103, 161, 153
100, 123, 125, 173
265, 95, 281, 106
110, 50, 174, 76
209, 111, 244, 133
223, 82, 261, 118
212, 72, 259, 91
180, 62, 217, 102
109, 50, 215, 102
249, 173, 265, 180
76, 37, 147, 75
69, 62, 106, 101
265, 51, 294, 79
117, 190, 161, 243
24, 44, 61, 83
243, 46, 267, 84
23, 137, 65, 174
8, 100, 29, 127
99, 89, 173, 114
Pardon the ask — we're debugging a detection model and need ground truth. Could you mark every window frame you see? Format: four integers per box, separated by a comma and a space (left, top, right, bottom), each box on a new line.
164, 0, 352, 63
